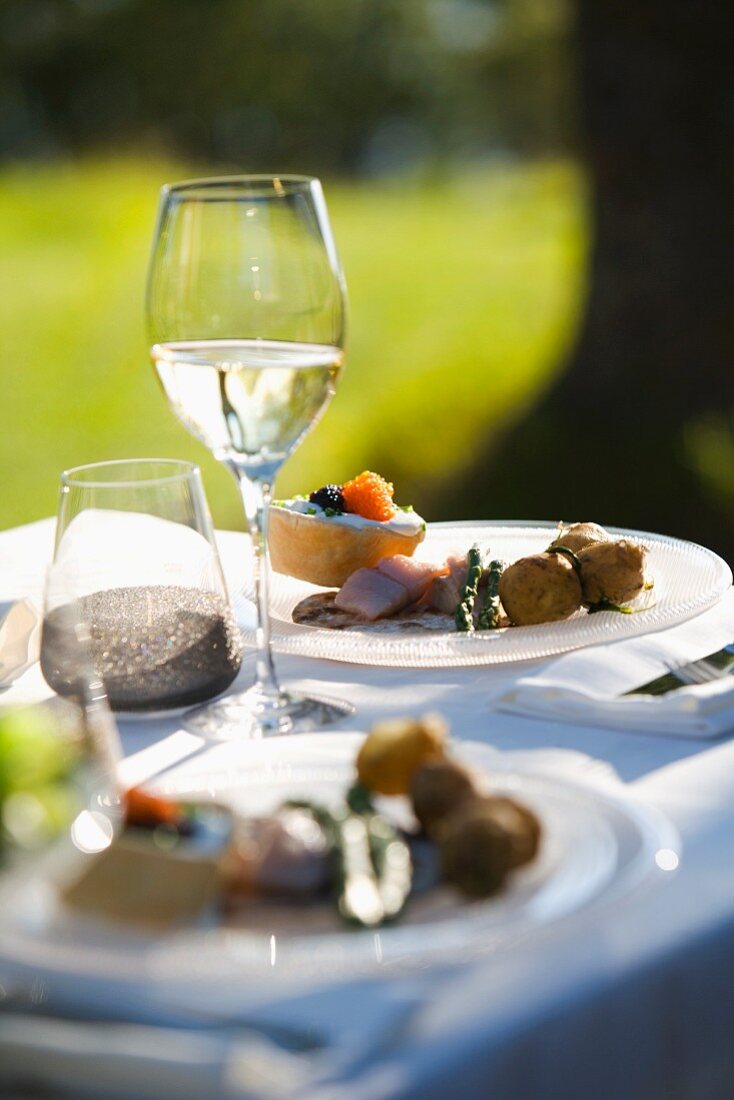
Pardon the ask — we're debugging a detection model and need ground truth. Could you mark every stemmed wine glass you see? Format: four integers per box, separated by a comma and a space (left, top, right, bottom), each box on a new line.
146, 176, 352, 738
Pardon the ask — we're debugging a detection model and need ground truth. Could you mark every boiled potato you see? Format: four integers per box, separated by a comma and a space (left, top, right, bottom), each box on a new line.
480, 796, 541, 869
549, 521, 609, 554
409, 758, 479, 836
356, 713, 447, 796
437, 800, 515, 898
498, 553, 582, 626
577, 539, 647, 605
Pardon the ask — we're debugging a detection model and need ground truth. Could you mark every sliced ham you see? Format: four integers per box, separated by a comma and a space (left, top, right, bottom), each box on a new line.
426, 553, 468, 614
334, 567, 409, 621
335, 553, 471, 622
376, 555, 440, 603
229, 809, 331, 898
428, 575, 461, 615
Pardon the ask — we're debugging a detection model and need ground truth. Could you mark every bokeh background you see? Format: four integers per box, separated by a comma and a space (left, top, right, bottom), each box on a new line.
2, 1, 732, 560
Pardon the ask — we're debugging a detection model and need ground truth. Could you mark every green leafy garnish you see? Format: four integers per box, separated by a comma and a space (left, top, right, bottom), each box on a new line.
547, 544, 583, 579
346, 782, 374, 814
587, 598, 634, 614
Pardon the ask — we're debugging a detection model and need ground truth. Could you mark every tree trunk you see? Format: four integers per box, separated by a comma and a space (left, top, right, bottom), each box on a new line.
439, 1, 734, 563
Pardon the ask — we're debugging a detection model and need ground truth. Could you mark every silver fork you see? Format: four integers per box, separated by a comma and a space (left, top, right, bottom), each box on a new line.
0, 983, 326, 1053
628, 646, 734, 695
665, 658, 730, 686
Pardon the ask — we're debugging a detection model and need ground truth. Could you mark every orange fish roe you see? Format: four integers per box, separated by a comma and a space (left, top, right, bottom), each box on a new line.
342, 471, 397, 521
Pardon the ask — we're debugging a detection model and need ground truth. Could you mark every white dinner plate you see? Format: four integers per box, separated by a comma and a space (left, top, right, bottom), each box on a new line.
0, 737, 679, 996
221, 521, 732, 668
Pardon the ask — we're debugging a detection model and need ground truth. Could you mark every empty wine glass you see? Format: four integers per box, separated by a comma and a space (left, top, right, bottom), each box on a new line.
42, 459, 241, 714
146, 176, 353, 738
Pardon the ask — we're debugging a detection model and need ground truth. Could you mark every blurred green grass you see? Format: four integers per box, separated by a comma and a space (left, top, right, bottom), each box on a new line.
0, 158, 586, 530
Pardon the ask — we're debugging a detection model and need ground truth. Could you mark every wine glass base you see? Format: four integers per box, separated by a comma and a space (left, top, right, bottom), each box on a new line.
182, 688, 355, 741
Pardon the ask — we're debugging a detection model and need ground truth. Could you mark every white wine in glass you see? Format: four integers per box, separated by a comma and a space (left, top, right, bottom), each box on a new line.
147, 176, 352, 738
151, 340, 343, 477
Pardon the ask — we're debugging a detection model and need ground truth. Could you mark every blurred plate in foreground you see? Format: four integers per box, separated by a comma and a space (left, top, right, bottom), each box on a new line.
0, 736, 678, 997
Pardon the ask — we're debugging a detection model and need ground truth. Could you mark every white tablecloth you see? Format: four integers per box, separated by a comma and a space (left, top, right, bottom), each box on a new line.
2, 518, 734, 1100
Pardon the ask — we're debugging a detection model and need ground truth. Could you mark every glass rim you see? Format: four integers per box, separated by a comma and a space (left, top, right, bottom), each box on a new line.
60, 458, 200, 490
161, 175, 321, 201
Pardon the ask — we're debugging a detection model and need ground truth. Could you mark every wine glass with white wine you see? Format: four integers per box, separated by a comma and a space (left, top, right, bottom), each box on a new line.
146, 175, 352, 738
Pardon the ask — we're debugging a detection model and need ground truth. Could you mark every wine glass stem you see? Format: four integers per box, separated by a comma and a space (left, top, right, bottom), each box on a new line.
237, 473, 282, 701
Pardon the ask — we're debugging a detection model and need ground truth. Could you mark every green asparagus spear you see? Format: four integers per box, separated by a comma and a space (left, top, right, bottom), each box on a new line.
455, 545, 484, 632
284, 792, 412, 926
336, 810, 386, 925
478, 559, 505, 630
366, 813, 412, 920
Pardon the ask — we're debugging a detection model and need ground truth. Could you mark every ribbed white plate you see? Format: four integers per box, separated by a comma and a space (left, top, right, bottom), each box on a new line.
0, 737, 679, 988
227, 522, 732, 668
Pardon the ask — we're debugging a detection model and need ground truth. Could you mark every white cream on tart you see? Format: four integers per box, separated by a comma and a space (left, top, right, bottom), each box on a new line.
274, 497, 425, 535
269, 475, 427, 587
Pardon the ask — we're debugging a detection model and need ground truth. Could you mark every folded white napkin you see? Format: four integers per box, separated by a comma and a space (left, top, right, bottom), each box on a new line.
496, 589, 734, 738
0, 598, 41, 689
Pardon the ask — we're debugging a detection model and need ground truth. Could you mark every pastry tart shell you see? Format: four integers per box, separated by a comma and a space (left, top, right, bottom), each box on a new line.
269, 506, 425, 588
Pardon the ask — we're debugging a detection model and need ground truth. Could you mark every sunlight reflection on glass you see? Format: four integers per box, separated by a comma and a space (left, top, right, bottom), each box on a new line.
71, 809, 115, 854
654, 847, 679, 871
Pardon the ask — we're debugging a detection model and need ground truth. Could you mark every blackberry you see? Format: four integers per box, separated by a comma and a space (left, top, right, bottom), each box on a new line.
309, 484, 345, 513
